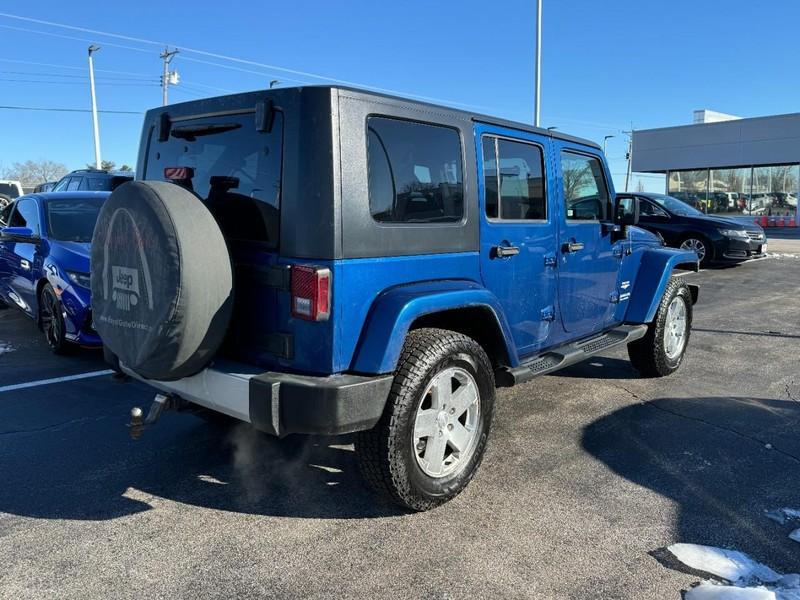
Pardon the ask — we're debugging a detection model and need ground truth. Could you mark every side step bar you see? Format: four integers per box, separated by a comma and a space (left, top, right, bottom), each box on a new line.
497, 324, 648, 387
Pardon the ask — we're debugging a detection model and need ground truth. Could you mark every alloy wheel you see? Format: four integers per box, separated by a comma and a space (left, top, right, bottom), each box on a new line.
663, 296, 688, 360
680, 238, 707, 263
413, 366, 481, 478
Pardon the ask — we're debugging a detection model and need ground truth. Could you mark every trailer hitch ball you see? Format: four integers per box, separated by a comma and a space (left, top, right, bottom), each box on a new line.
128, 394, 175, 440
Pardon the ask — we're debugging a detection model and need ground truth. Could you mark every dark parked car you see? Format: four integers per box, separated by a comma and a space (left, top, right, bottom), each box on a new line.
0, 192, 108, 352
33, 181, 57, 193
92, 86, 699, 511
616, 192, 766, 266
53, 169, 133, 193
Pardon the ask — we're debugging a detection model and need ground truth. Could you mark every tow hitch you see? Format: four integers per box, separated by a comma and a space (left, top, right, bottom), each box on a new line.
128, 393, 185, 440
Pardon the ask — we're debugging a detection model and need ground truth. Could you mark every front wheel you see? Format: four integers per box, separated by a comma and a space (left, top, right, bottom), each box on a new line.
628, 277, 693, 377
679, 235, 711, 267
356, 328, 495, 511
39, 283, 68, 354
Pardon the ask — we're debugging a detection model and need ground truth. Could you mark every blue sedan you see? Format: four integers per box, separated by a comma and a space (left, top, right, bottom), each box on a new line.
0, 192, 109, 352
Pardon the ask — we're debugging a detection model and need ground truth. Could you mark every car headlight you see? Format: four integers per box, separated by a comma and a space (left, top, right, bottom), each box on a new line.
719, 229, 749, 239
67, 271, 91, 289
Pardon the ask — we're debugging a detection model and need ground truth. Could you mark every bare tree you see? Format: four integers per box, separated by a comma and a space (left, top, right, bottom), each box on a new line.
87, 160, 117, 171
4, 160, 69, 188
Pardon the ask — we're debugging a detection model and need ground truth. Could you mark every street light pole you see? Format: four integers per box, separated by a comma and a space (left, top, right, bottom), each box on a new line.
603, 135, 614, 155
534, 0, 542, 127
87, 45, 102, 170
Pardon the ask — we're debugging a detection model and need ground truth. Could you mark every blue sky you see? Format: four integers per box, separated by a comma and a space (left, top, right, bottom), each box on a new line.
2, 0, 798, 191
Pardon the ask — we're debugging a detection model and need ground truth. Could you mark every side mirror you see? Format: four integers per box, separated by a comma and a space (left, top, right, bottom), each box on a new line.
614, 196, 640, 228
1, 226, 37, 242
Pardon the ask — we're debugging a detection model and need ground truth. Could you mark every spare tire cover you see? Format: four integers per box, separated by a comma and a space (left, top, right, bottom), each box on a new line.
91, 181, 233, 381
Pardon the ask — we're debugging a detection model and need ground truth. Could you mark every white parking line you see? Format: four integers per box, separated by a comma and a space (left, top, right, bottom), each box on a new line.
0, 369, 114, 393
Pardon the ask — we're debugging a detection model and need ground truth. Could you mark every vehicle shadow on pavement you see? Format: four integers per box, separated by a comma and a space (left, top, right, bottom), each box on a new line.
0, 408, 405, 521
581, 395, 800, 574
555, 355, 641, 380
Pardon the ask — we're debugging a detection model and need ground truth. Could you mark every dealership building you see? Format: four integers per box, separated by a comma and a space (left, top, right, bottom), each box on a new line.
632, 110, 800, 227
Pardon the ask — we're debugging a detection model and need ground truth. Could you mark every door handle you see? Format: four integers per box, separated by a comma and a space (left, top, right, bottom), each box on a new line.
562, 241, 585, 254
493, 245, 520, 258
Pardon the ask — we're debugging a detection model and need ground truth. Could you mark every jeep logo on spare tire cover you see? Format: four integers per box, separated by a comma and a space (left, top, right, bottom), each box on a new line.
91, 181, 233, 381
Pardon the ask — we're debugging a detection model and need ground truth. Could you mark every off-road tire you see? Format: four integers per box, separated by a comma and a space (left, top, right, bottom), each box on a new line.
0, 194, 11, 209
628, 277, 693, 377
355, 328, 495, 511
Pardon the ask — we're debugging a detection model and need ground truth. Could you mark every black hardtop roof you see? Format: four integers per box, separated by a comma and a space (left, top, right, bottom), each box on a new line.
150, 84, 601, 150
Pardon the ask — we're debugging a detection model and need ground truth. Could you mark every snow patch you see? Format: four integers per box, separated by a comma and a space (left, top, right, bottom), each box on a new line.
765, 508, 800, 525
667, 544, 800, 600
668, 544, 781, 584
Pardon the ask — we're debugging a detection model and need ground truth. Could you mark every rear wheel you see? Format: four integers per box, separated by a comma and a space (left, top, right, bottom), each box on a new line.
679, 235, 711, 267
356, 328, 495, 511
39, 283, 68, 354
628, 278, 692, 377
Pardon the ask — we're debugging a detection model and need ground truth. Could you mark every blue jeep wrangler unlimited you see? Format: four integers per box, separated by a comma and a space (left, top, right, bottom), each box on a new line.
91, 86, 698, 511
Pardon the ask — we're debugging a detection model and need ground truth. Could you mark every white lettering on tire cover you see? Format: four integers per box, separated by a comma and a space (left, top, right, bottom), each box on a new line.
111, 266, 140, 311
101, 207, 154, 311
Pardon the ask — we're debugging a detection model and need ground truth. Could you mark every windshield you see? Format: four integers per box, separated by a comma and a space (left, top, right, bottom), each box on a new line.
145, 112, 283, 248
650, 194, 704, 216
46, 197, 105, 242
0, 183, 20, 199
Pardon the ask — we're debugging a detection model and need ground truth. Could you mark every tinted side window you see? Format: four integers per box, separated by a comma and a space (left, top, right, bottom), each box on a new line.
66, 178, 81, 191
81, 177, 110, 191
482, 136, 546, 220
561, 151, 609, 221
367, 116, 463, 224
10, 199, 40, 234
640, 199, 667, 217
54, 177, 71, 191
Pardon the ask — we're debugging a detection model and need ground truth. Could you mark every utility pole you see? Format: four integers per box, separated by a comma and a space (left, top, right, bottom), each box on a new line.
623, 126, 634, 192
160, 47, 179, 106
87, 45, 102, 170
533, 0, 542, 127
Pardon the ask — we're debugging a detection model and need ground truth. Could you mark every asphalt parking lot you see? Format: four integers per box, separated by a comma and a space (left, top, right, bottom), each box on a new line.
1, 255, 799, 599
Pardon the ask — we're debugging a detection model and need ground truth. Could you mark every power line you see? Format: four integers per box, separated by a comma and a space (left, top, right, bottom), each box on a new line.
0, 77, 157, 86
0, 12, 491, 110
0, 105, 141, 115
0, 24, 151, 54
0, 57, 152, 78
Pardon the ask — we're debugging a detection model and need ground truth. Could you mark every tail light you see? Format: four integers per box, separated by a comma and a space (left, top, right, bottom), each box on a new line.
291, 265, 331, 321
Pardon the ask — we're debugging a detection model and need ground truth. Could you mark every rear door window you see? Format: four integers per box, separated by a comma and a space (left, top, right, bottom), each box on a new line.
367, 116, 463, 224
482, 136, 546, 220
145, 112, 283, 248
66, 178, 81, 191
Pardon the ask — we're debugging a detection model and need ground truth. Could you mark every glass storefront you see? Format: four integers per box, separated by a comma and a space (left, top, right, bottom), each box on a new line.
667, 164, 799, 218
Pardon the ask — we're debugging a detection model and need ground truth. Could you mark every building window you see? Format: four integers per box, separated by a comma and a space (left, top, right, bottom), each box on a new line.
751, 165, 798, 218
668, 165, 798, 218
668, 169, 709, 212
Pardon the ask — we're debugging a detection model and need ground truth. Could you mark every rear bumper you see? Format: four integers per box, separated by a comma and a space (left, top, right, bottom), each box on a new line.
121, 360, 393, 437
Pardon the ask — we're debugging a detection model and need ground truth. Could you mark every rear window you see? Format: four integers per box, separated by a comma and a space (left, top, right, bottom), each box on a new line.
0, 183, 19, 199
145, 112, 283, 248
367, 116, 463, 224
46, 197, 105, 242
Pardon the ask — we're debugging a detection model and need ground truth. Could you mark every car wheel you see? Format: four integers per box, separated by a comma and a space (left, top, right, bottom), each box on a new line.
628, 277, 693, 378
355, 328, 495, 511
0, 194, 10, 208
679, 235, 711, 267
39, 283, 68, 354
